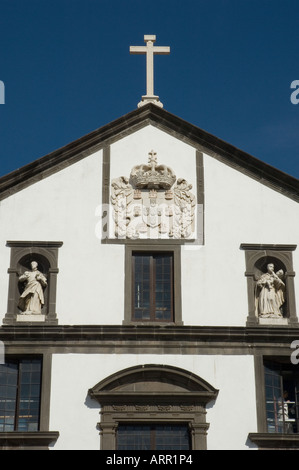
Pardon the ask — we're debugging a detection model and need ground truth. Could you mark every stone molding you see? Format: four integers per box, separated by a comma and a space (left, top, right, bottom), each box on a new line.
89, 364, 218, 450
1, 325, 299, 356
0, 431, 59, 450
248, 432, 299, 450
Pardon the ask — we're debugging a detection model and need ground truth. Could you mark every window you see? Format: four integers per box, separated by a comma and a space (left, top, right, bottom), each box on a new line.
264, 360, 299, 434
117, 423, 191, 450
124, 245, 182, 325
0, 358, 42, 432
132, 252, 173, 322
249, 356, 299, 449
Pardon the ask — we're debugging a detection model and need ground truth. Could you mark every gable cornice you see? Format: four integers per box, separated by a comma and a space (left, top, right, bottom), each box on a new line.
0, 103, 298, 201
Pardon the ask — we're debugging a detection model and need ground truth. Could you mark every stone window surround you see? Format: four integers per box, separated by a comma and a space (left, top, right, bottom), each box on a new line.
3, 241, 63, 325
124, 244, 182, 325
0, 352, 59, 450
88, 364, 218, 450
241, 244, 297, 327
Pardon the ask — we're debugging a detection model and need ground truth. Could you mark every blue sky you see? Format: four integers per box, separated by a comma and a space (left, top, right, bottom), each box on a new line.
0, 0, 299, 179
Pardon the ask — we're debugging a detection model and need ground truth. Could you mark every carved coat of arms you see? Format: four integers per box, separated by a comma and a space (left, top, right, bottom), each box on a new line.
111, 150, 196, 239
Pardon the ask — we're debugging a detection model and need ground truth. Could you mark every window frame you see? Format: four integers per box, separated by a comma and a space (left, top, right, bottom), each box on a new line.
89, 364, 218, 450
124, 245, 183, 325
0, 357, 42, 432
132, 252, 174, 323
263, 359, 299, 434
0, 353, 59, 450
250, 355, 299, 449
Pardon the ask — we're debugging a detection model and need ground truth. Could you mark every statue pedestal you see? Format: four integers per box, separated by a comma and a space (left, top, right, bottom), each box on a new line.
17, 314, 46, 322
259, 317, 288, 326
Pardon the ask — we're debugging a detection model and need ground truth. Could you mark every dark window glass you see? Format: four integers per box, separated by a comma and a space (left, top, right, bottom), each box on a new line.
132, 253, 173, 322
0, 358, 42, 432
264, 360, 299, 434
117, 424, 190, 450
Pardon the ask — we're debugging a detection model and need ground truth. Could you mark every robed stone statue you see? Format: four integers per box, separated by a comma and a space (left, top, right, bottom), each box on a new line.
18, 261, 47, 315
256, 263, 285, 318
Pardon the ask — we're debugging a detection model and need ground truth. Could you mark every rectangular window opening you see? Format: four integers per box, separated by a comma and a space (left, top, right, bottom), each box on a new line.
132, 252, 174, 322
117, 423, 191, 450
0, 358, 42, 432
264, 359, 299, 434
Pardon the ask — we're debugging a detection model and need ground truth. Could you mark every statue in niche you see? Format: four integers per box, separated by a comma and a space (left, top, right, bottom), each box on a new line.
256, 263, 285, 318
18, 261, 47, 315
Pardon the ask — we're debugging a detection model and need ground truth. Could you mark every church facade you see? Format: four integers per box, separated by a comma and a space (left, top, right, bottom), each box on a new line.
0, 102, 298, 450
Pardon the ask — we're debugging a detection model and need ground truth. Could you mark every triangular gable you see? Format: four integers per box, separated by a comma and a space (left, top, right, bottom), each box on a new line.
0, 103, 298, 202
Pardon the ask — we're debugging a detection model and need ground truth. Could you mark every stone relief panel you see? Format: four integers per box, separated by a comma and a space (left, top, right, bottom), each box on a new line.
110, 150, 196, 239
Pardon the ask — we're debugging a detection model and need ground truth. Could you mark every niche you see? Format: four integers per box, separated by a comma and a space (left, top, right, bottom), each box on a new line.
241, 244, 297, 327
3, 241, 62, 325
254, 256, 287, 320
17, 253, 50, 317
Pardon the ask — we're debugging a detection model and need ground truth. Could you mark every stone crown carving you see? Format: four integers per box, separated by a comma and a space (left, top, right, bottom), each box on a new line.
130, 150, 176, 189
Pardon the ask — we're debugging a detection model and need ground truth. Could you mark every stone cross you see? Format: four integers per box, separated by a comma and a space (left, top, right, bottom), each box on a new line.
130, 35, 170, 108
148, 150, 157, 165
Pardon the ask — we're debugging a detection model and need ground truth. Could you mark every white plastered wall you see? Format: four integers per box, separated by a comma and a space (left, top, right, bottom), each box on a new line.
181, 154, 299, 326
0, 124, 297, 326
49, 353, 257, 450
109, 125, 197, 197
